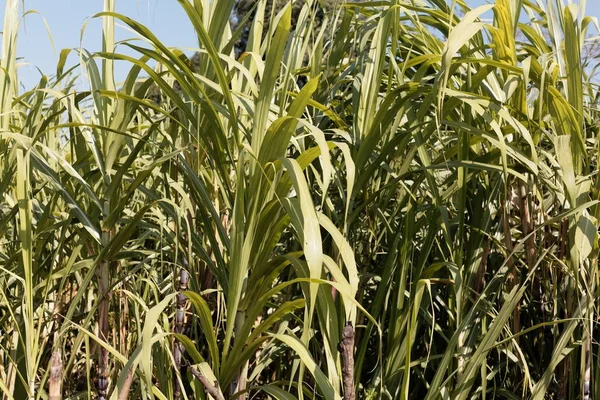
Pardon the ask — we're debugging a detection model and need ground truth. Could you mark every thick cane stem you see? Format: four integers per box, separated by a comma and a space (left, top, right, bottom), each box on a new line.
173, 260, 189, 399
97, 260, 110, 400
339, 322, 355, 400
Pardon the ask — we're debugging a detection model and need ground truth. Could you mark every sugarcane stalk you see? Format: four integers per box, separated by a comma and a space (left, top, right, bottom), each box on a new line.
230, 310, 247, 398
116, 266, 131, 400
97, 260, 110, 400
583, 253, 595, 400
583, 331, 591, 400
117, 367, 135, 400
339, 322, 355, 400
119, 269, 128, 357
501, 198, 520, 342
518, 183, 536, 270
173, 258, 189, 400
48, 290, 64, 400
187, 363, 225, 400
558, 218, 570, 400
48, 349, 62, 400
474, 239, 490, 298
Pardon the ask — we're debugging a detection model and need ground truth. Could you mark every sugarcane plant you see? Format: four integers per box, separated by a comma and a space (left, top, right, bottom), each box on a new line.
1, 0, 600, 399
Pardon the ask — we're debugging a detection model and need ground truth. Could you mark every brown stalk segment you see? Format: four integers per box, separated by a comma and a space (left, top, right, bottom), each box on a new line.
119, 268, 129, 358
558, 218, 570, 400
48, 283, 65, 400
518, 185, 544, 317
474, 239, 490, 298
97, 260, 111, 400
117, 268, 132, 400
559, 355, 569, 399
584, 333, 591, 400
117, 367, 135, 400
174, 265, 190, 399
501, 198, 520, 342
339, 321, 355, 400
188, 366, 225, 400
518, 184, 536, 270
48, 349, 62, 400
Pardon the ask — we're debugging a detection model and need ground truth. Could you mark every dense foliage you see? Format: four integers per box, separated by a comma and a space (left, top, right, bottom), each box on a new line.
1, 0, 600, 399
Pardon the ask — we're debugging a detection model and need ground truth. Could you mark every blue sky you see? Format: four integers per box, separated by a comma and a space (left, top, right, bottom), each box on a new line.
5, 0, 199, 89
3, 0, 600, 90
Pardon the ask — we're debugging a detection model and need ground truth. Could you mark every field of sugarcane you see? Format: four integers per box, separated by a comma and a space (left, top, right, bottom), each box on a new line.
1, 0, 600, 398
